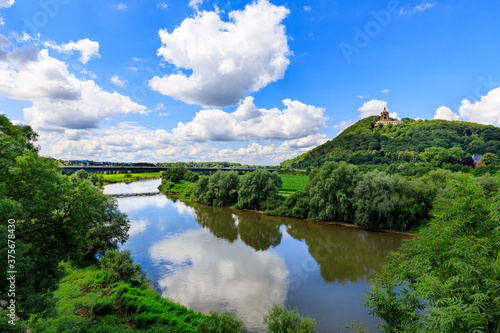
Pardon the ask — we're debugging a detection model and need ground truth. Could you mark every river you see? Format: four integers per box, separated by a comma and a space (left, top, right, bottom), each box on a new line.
103, 179, 410, 332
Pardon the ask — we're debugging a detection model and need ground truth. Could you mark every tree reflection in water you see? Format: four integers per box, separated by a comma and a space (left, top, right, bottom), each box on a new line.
187, 201, 409, 284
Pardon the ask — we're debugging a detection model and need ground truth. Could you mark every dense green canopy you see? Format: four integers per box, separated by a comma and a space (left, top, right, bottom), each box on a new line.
281, 117, 500, 173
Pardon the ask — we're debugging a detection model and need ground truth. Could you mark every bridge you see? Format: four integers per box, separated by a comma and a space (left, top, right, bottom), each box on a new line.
60, 166, 278, 173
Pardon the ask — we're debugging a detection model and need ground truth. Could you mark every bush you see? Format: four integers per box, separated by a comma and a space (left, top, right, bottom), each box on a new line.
263, 305, 316, 333
197, 312, 245, 333
100, 249, 148, 285
92, 298, 115, 316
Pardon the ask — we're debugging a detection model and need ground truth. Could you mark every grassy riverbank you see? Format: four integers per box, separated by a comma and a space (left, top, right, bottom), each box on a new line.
28, 262, 206, 332
101, 172, 161, 185
159, 173, 308, 199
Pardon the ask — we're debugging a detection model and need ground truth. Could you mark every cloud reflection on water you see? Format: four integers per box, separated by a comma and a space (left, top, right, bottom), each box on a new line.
149, 228, 289, 332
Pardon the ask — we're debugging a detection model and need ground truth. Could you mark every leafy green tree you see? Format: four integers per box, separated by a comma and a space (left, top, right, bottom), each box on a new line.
0, 116, 130, 316
481, 152, 497, 166
72, 168, 89, 180
307, 162, 361, 222
193, 171, 239, 206
161, 167, 186, 183
364, 176, 500, 332
353, 170, 402, 230
263, 305, 316, 333
183, 169, 200, 182
193, 176, 211, 204
237, 171, 282, 210
90, 173, 99, 184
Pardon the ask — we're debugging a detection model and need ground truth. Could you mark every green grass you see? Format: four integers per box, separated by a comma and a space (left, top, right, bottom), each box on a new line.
100, 172, 161, 184
279, 174, 308, 196
29, 262, 206, 333
158, 180, 195, 199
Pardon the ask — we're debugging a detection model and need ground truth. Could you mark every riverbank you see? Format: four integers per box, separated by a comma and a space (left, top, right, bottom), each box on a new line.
26, 262, 207, 332
100, 172, 161, 185
158, 179, 417, 237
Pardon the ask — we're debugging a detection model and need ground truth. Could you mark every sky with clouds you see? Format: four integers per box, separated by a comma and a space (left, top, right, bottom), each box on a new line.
0, 0, 499, 164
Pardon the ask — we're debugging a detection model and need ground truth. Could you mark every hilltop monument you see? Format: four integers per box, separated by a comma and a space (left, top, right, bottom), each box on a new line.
374, 108, 405, 126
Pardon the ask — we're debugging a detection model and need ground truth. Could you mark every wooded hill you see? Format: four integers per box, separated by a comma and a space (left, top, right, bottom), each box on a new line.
280, 116, 500, 173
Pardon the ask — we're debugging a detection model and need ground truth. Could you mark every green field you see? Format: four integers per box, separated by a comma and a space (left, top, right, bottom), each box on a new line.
101, 172, 161, 184
279, 174, 308, 196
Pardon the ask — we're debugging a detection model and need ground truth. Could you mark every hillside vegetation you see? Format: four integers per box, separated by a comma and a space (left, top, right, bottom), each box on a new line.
281, 116, 500, 174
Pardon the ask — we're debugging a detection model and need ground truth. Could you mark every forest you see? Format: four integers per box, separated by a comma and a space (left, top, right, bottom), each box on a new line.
280, 116, 500, 176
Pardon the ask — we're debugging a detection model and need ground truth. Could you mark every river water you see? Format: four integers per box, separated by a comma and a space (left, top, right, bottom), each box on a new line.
104, 179, 409, 332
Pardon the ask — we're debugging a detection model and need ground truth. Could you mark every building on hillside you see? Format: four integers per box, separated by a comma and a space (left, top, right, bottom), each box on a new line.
374, 108, 405, 126
472, 154, 484, 167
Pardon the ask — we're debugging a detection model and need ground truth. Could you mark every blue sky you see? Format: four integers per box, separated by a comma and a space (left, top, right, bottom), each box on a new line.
1, 0, 499, 164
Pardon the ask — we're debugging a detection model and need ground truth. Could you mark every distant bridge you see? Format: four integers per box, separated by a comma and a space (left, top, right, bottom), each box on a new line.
60, 166, 278, 173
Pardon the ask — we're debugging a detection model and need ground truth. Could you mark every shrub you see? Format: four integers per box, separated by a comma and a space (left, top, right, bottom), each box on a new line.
197, 312, 244, 333
92, 298, 115, 316
263, 305, 316, 333
100, 249, 148, 285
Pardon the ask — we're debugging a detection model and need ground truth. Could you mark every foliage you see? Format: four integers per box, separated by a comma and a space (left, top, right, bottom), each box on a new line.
193, 171, 239, 206
364, 176, 500, 332
308, 162, 361, 222
92, 298, 115, 316
30, 262, 205, 332
345, 321, 372, 333
161, 167, 199, 184
100, 249, 148, 285
196, 312, 245, 333
280, 116, 500, 173
237, 171, 283, 210
481, 152, 497, 166
0, 115, 130, 316
263, 305, 316, 333
353, 170, 402, 230
161, 167, 186, 184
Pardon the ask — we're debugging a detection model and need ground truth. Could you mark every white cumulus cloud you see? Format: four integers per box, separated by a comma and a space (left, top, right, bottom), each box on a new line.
44, 38, 101, 64
110, 75, 127, 87
188, 0, 203, 10
433, 106, 459, 121
358, 99, 387, 118
0, 40, 146, 133
0, 0, 14, 9
358, 99, 398, 119
459, 87, 500, 126
149, 0, 291, 108
172, 97, 327, 142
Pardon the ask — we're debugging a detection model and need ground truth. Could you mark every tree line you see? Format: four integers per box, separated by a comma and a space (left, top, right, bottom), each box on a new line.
164, 162, 499, 232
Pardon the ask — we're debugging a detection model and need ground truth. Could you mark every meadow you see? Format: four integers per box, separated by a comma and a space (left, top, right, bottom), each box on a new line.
100, 172, 161, 184
278, 174, 309, 196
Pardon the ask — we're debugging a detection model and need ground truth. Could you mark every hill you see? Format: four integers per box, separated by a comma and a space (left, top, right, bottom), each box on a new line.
280, 116, 500, 172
